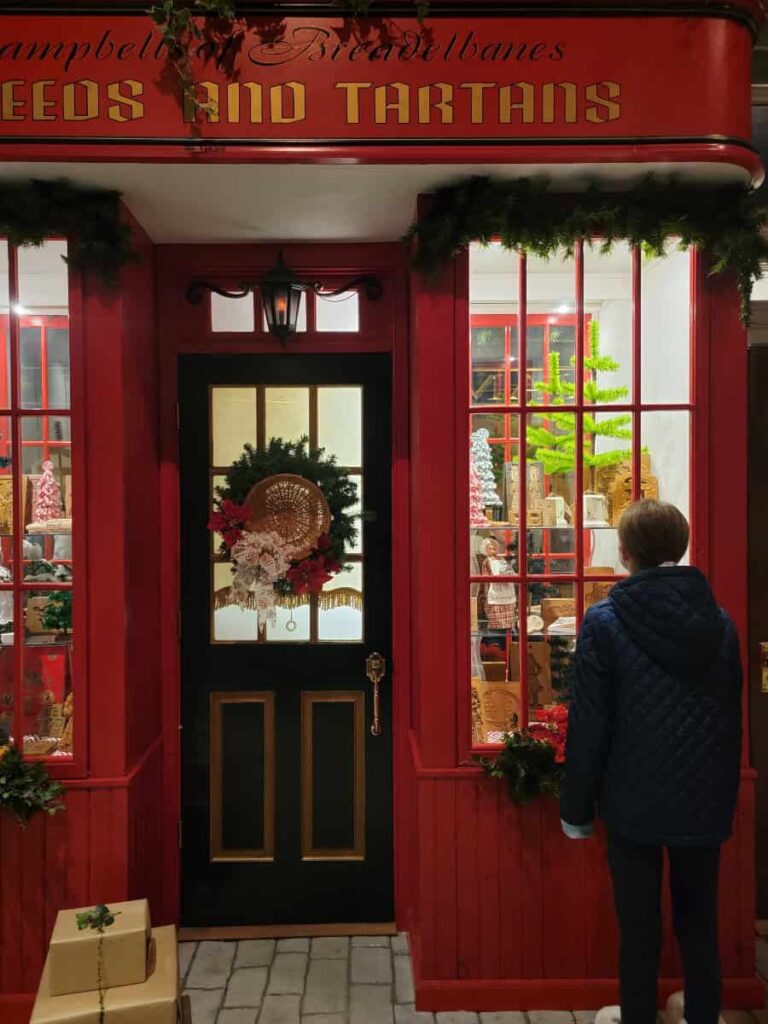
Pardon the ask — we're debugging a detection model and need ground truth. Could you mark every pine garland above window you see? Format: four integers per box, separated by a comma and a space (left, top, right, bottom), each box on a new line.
404, 174, 768, 322
0, 180, 135, 285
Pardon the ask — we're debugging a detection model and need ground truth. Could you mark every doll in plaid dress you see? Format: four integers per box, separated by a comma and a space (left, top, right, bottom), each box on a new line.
481, 538, 517, 630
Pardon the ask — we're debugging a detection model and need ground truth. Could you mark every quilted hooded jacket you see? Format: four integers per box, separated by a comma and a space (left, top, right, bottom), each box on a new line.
560, 566, 742, 847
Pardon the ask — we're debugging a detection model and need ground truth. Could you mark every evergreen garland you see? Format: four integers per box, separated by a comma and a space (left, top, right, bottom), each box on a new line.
405, 174, 768, 321
0, 180, 135, 286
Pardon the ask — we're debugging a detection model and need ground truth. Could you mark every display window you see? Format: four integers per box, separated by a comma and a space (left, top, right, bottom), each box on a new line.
468, 241, 693, 745
0, 241, 75, 761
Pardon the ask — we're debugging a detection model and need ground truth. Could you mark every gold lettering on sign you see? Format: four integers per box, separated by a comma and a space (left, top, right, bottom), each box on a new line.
269, 82, 306, 124
418, 83, 454, 125
585, 81, 621, 123
499, 82, 535, 124
374, 82, 409, 124
107, 79, 143, 122
541, 82, 578, 124
459, 82, 495, 124
32, 80, 56, 121
335, 82, 372, 125
62, 79, 99, 121
1, 80, 24, 121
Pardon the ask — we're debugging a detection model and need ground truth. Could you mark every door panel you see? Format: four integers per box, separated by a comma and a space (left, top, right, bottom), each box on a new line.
179, 353, 392, 926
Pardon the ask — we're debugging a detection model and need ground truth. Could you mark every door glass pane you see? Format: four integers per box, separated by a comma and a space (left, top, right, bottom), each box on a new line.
20, 328, 42, 409
212, 387, 257, 467
317, 387, 362, 467
212, 561, 260, 642
471, 582, 521, 745
642, 247, 691, 404
347, 474, 363, 555
265, 602, 311, 642
584, 242, 633, 406
264, 387, 309, 443
318, 562, 363, 642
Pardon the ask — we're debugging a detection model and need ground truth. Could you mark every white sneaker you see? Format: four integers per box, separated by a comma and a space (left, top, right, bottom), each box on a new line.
666, 991, 685, 1023
595, 1007, 622, 1024
664, 991, 726, 1024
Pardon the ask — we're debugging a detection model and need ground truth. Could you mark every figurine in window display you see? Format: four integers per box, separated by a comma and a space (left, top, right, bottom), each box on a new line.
560, 500, 740, 1024
481, 538, 517, 630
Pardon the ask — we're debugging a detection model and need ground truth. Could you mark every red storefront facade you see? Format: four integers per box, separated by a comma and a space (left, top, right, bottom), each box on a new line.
0, 2, 764, 1020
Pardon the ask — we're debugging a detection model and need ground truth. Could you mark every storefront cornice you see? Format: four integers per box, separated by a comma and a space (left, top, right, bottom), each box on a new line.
0, 0, 763, 36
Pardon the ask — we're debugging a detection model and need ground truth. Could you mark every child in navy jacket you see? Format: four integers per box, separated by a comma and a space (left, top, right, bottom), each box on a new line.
561, 500, 742, 1024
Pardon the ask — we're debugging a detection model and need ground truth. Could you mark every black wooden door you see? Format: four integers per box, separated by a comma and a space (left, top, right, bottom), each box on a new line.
179, 353, 392, 926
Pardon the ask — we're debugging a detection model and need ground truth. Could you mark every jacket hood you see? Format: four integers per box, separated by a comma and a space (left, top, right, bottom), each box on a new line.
608, 566, 725, 677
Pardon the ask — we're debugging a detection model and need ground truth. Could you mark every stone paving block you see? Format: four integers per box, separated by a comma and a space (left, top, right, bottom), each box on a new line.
528, 1013, 575, 1024
394, 955, 415, 1004
218, 1011, 258, 1024
224, 967, 269, 1008
259, 994, 302, 1024
395, 1005, 436, 1024
721, 1013, 757, 1024
757, 938, 768, 981
311, 937, 350, 959
351, 983, 395, 1024
479, 1014, 527, 1024
304, 958, 348, 1014
184, 988, 224, 1024
278, 938, 311, 953
352, 935, 391, 947
235, 939, 276, 968
267, 952, 309, 995
186, 942, 236, 989
391, 933, 410, 956
573, 1013, 596, 1024
178, 942, 197, 982
301, 1015, 346, 1024
351, 945, 393, 984
435, 1014, 479, 1024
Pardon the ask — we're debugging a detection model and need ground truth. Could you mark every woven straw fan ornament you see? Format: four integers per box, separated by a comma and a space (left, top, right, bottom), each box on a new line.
244, 473, 331, 559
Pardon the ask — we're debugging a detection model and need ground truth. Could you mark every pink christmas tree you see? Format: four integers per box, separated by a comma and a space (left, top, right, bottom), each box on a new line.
470, 461, 489, 527
33, 461, 63, 524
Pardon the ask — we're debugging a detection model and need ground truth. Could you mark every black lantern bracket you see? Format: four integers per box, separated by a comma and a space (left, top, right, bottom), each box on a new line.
185, 252, 383, 339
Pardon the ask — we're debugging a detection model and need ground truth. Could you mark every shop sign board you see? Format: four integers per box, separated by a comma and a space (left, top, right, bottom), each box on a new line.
0, 15, 752, 144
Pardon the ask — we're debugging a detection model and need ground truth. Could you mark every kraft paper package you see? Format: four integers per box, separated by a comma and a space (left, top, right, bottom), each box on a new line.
47, 899, 151, 997
31, 925, 179, 1024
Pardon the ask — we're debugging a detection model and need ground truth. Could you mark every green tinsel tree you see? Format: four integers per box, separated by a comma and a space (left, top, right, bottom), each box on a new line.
527, 321, 632, 493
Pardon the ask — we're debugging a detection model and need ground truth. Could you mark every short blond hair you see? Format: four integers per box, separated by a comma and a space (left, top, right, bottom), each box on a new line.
618, 499, 689, 570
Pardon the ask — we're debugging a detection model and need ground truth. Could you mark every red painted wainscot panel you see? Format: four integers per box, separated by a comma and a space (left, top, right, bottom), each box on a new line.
409, 738, 763, 1013
0, 737, 164, 1019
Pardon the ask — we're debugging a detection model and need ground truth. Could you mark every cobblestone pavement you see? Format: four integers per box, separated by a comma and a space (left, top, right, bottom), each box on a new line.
180, 934, 768, 1024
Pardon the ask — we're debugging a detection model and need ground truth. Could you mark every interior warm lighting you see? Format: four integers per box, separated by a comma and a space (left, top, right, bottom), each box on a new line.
12, 304, 27, 315
557, 304, 571, 313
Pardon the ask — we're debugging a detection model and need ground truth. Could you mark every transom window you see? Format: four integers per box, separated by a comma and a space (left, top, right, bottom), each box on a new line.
468, 241, 692, 745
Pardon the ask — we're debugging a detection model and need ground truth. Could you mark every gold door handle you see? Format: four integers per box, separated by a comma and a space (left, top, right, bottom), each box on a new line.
366, 652, 386, 737
761, 643, 768, 694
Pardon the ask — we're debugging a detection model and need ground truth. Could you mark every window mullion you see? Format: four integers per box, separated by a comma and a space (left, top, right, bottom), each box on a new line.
575, 240, 585, 631
632, 246, 642, 501
8, 245, 23, 757
518, 252, 529, 729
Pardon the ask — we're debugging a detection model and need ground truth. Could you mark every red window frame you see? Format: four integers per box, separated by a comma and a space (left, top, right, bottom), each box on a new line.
466, 245, 697, 744
0, 243, 85, 778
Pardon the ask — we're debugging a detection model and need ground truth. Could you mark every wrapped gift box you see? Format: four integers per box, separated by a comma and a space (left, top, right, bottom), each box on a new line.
31, 925, 179, 1024
48, 899, 151, 997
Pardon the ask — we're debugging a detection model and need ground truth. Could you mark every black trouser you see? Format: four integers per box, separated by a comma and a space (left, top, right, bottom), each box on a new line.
607, 831, 721, 1024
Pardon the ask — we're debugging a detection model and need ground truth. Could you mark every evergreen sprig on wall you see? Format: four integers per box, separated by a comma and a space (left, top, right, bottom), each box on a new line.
406, 174, 768, 321
0, 180, 135, 285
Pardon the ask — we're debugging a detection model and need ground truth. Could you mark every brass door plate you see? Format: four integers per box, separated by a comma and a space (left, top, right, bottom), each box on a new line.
761, 643, 768, 694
